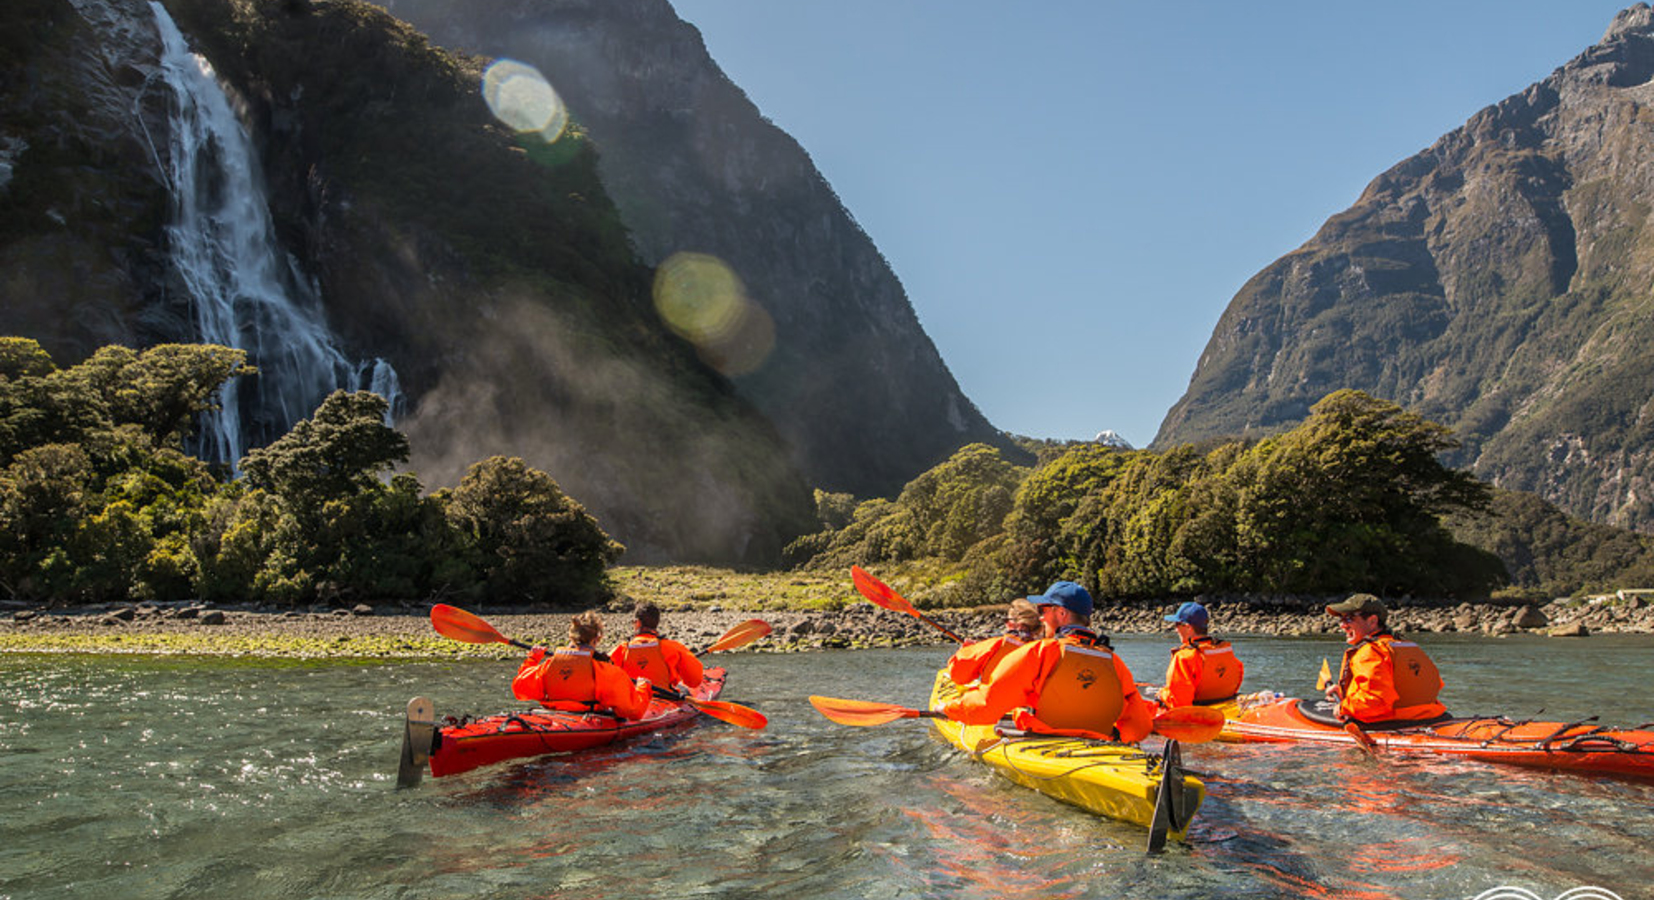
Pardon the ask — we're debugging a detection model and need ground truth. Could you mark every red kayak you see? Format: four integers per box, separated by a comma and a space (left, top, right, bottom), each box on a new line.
398, 667, 727, 784
1221, 693, 1654, 780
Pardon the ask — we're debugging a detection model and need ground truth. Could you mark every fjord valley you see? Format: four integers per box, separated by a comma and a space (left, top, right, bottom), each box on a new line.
6, 0, 1654, 613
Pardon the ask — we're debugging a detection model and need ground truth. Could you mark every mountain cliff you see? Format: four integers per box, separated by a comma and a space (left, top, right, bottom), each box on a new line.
0, 0, 821, 564
1157, 4, 1654, 533
367, 0, 1018, 499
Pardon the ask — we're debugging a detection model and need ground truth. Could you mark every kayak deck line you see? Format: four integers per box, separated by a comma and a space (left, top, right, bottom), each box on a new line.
397, 667, 729, 785
1219, 692, 1654, 780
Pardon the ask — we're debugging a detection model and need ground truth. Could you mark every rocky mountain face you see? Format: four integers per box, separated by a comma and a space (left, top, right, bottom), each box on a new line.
1, 0, 826, 564
1158, 4, 1654, 533
367, 0, 1019, 499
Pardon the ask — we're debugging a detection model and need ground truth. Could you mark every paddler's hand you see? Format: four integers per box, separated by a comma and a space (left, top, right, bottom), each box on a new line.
527, 645, 547, 663
1323, 684, 1342, 703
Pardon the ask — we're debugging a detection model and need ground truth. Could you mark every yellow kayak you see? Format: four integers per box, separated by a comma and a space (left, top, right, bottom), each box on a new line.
927, 669, 1205, 848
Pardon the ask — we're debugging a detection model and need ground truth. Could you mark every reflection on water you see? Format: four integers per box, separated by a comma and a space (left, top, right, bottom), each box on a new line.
1, 636, 1651, 899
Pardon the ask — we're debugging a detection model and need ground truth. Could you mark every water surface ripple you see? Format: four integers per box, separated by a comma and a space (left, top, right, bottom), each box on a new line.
3, 635, 1651, 899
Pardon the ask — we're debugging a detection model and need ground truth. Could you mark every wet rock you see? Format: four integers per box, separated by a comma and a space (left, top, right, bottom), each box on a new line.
199, 610, 227, 625
1549, 621, 1589, 637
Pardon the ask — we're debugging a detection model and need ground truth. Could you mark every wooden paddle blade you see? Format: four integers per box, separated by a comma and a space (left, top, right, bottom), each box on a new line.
850, 565, 918, 616
430, 603, 511, 645
703, 619, 772, 654
808, 695, 925, 727
1152, 705, 1226, 743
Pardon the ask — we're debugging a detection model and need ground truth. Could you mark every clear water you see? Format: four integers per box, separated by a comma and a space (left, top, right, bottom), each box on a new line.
2, 635, 1651, 900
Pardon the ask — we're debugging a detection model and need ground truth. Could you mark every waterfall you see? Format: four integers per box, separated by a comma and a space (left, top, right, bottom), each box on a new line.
148, 2, 400, 466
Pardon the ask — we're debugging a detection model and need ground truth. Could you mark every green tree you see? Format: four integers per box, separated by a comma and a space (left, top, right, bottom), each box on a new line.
0, 444, 95, 598
66, 344, 252, 449
444, 456, 622, 606
896, 443, 1027, 560
1229, 390, 1498, 595
993, 444, 1135, 590
241, 390, 409, 517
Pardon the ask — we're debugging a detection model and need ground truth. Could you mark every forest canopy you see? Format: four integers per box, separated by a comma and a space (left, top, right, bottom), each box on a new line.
787, 390, 1654, 606
6, 338, 1647, 609
0, 337, 620, 606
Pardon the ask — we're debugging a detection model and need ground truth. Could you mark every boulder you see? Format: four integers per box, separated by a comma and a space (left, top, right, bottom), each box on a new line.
1548, 621, 1589, 637
1511, 605, 1549, 629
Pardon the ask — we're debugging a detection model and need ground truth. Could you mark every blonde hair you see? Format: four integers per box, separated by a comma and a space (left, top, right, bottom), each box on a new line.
1007, 598, 1040, 633
568, 610, 603, 646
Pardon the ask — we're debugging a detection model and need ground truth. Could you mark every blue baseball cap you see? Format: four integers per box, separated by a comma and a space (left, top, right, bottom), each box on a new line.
1164, 601, 1209, 630
1028, 581, 1093, 617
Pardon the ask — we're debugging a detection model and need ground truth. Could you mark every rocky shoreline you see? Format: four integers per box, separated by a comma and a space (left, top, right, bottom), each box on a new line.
3, 592, 1650, 659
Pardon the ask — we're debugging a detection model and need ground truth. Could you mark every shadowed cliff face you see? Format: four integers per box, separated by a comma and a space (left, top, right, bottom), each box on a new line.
0, 0, 185, 360
369, 0, 1023, 500
1157, 3, 1654, 533
2, 0, 818, 564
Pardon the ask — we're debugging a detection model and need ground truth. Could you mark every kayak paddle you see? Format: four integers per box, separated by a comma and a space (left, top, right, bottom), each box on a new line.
809, 695, 1225, 744
1343, 720, 1380, 755
699, 618, 772, 654
651, 686, 768, 730
1151, 705, 1226, 743
1310, 655, 1377, 754
809, 696, 946, 726
429, 603, 768, 729
849, 565, 966, 643
431, 603, 532, 650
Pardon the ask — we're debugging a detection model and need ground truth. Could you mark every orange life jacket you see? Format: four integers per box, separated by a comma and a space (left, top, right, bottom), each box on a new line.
1384, 638, 1444, 715
1187, 637, 1244, 703
615, 636, 670, 684
512, 646, 600, 711
947, 634, 1030, 685
1028, 639, 1124, 734
1338, 632, 1446, 723
979, 636, 1028, 681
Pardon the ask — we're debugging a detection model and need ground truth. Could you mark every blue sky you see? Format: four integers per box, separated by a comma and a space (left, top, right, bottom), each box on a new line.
666, 1, 1639, 447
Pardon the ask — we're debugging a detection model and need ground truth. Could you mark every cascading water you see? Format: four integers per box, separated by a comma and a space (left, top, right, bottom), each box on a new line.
148, 2, 402, 466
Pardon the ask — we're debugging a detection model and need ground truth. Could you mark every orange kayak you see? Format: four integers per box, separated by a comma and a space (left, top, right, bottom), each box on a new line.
1221, 693, 1654, 780
398, 667, 726, 784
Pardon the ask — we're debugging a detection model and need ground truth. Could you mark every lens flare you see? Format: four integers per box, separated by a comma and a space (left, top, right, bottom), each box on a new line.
481, 59, 568, 142
652, 252, 775, 376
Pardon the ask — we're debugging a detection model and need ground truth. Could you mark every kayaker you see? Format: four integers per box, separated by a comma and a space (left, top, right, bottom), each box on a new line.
1323, 593, 1448, 725
513, 610, 653, 719
940, 581, 1155, 742
945, 598, 1041, 686
1156, 601, 1245, 709
610, 601, 705, 692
